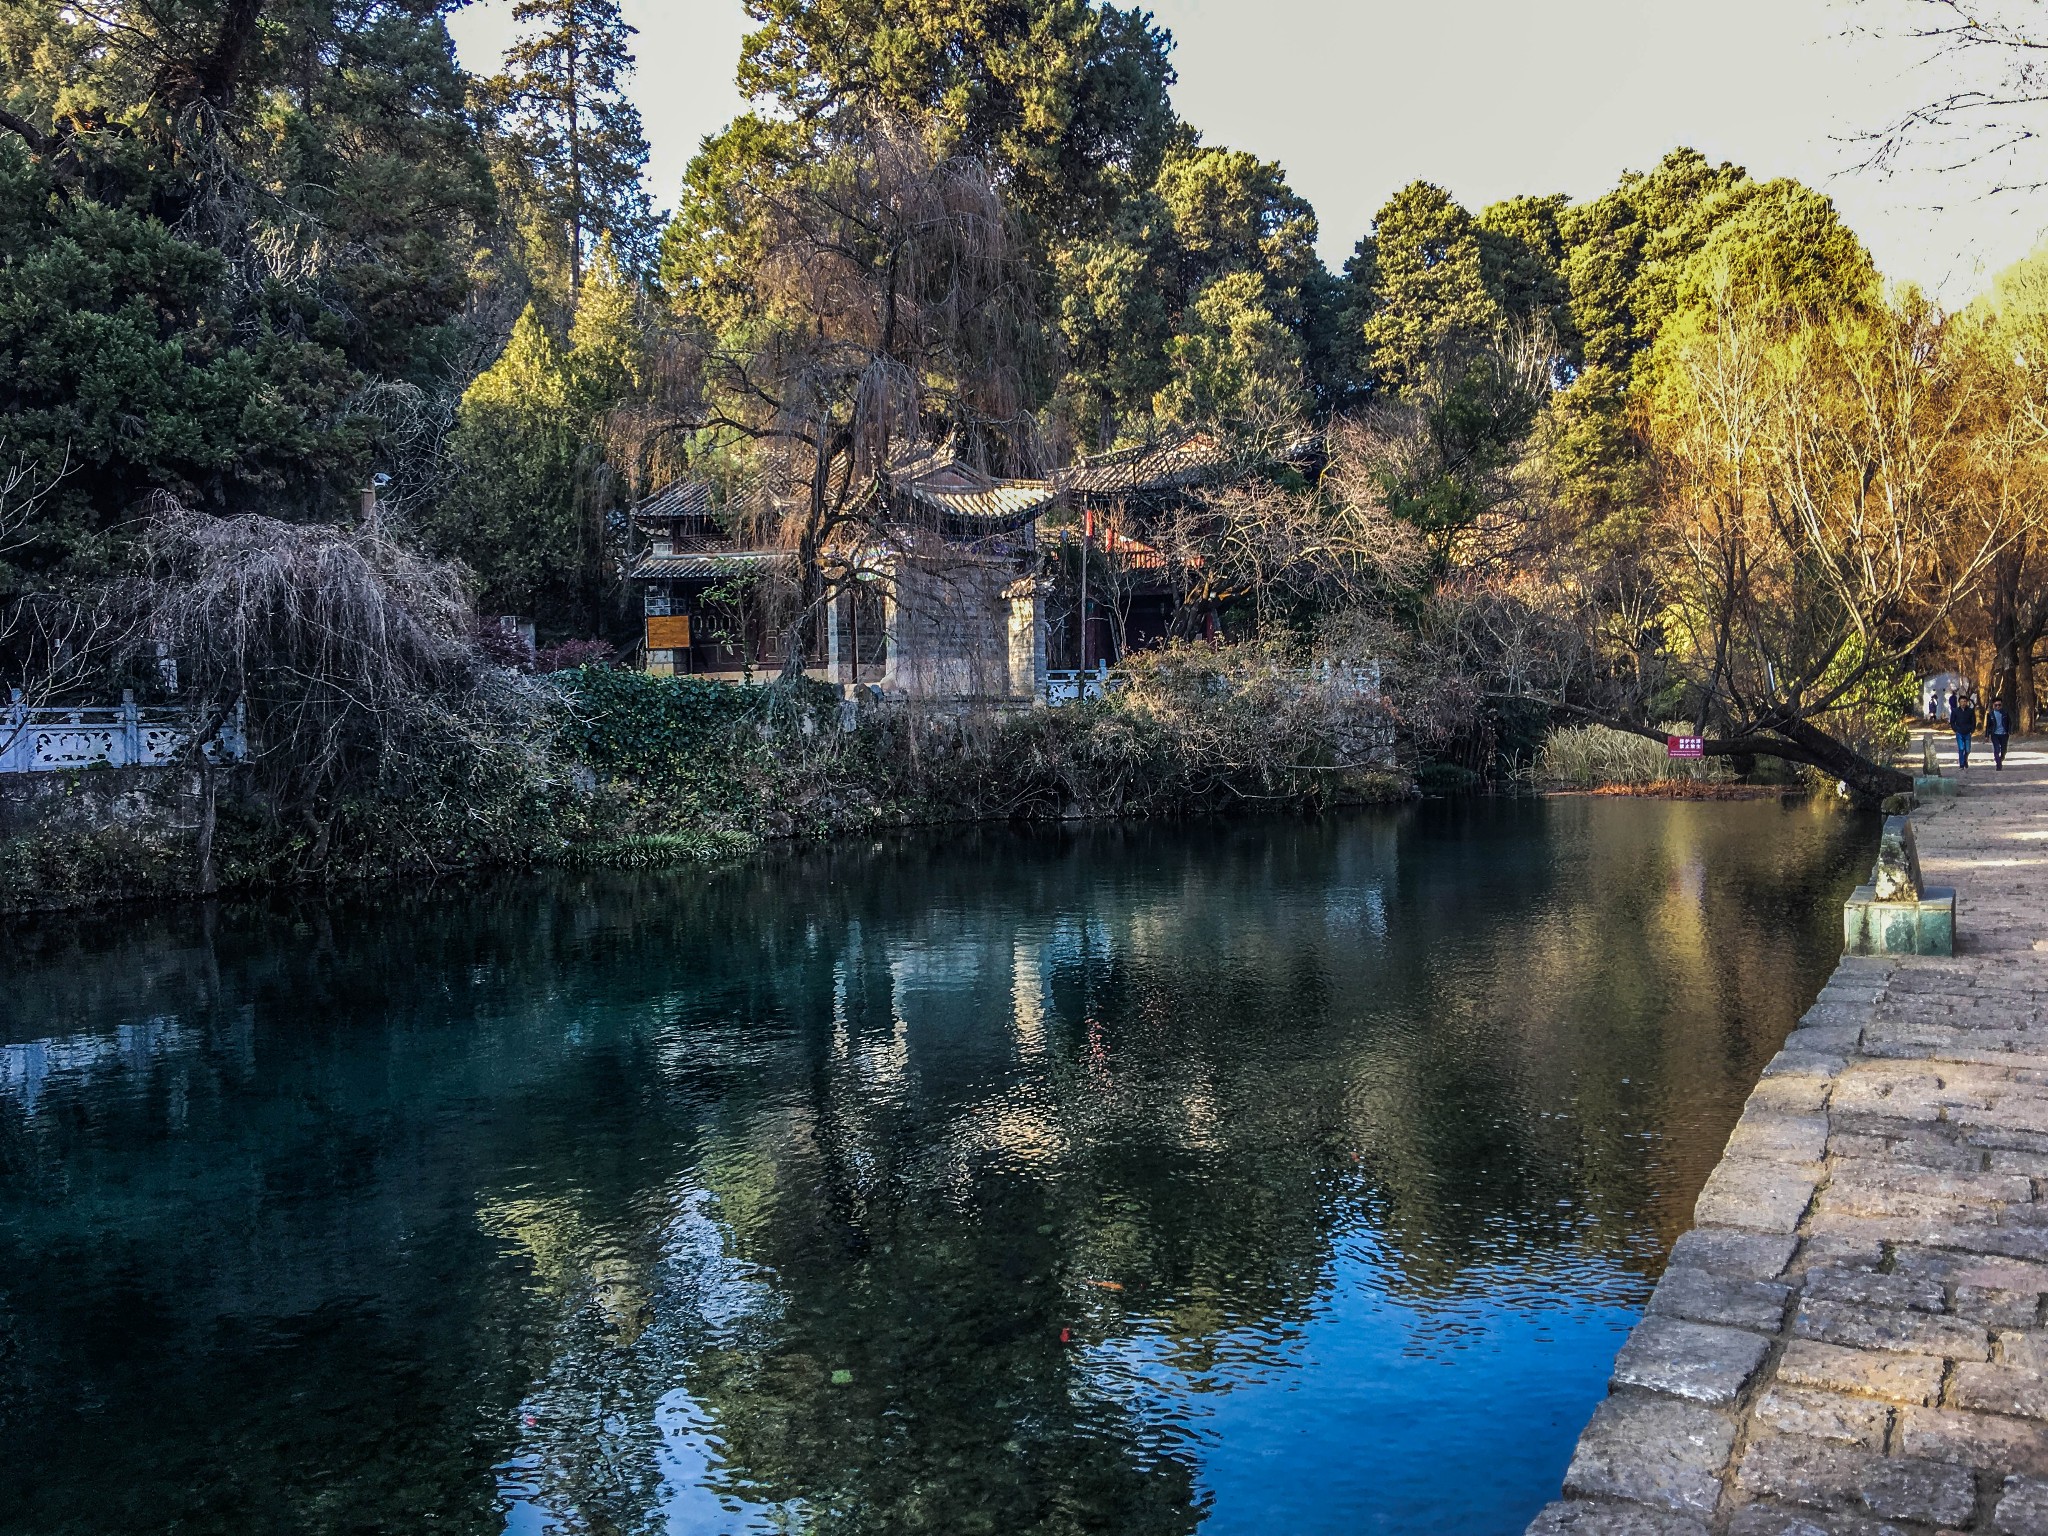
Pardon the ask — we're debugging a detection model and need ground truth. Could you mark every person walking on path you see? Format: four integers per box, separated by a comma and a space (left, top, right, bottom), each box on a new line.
1989, 700, 2014, 769
1954, 694, 1980, 769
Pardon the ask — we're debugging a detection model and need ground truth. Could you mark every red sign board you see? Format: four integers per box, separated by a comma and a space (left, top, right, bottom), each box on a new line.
1667, 735, 1705, 759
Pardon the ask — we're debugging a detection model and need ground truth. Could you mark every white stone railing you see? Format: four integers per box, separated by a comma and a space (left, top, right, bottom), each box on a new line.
1042, 659, 1384, 707
1043, 665, 1116, 706
0, 693, 247, 774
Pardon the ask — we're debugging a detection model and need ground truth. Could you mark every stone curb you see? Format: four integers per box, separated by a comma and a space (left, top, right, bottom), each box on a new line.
1528, 767, 2048, 1535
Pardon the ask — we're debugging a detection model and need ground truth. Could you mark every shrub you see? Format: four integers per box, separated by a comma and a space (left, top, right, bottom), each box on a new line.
536, 639, 617, 673
549, 830, 761, 868
552, 644, 1408, 841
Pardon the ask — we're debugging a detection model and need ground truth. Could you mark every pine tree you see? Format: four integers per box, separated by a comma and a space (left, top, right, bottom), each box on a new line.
489, 0, 657, 295
1348, 182, 1504, 395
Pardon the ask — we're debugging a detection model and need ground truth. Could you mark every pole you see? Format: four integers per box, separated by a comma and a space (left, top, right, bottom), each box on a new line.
1079, 512, 1092, 670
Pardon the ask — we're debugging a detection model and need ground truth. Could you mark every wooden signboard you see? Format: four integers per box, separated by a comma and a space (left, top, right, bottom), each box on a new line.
646, 614, 692, 650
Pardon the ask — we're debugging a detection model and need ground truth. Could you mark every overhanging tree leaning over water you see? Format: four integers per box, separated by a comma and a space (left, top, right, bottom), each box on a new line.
1440, 270, 2016, 805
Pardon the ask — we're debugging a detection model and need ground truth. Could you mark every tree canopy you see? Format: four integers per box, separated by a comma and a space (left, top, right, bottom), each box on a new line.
0, 0, 493, 563
484, 0, 658, 299
734, 0, 1179, 238
5, 0, 2029, 796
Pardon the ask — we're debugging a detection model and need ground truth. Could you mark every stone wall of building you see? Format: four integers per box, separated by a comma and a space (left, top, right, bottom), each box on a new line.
884, 553, 1034, 701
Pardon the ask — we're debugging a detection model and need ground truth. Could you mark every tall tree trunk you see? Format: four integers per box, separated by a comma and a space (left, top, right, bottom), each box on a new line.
1991, 604, 2022, 723
183, 0, 265, 109
566, 31, 583, 294
1768, 715, 1912, 807
195, 752, 219, 895
2017, 590, 2048, 731
781, 522, 826, 682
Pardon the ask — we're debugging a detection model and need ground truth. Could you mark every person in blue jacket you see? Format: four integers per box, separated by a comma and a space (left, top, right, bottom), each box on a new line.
1988, 700, 2014, 770
1952, 695, 1979, 769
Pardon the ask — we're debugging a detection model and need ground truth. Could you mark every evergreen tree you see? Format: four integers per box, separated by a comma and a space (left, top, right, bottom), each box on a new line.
1347, 182, 1504, 395
426, 240, 652, 629
735, 0, 1178, 239
1557, 148, 1750, 381
1153, 270, 1306, 432
428, 307, 582, 621
1543, 149, 1876, 527
565, 238, 649, 417
0, 0, 494, 563
1152, 147, 1322, 325
1051, 221, 1174, 445
691, 0, 1208, 448
1048, 144, 1329, 444
1475, 194, 1572, 342
488, 0, 658, 296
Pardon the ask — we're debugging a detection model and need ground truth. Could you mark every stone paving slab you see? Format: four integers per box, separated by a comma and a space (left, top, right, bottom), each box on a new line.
1529, 742, 2048, 1535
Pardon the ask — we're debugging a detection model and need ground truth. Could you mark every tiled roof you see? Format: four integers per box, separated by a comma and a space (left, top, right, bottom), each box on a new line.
628, 550, 791, 582
636, 480, 718, 520
889, 450, 1057, 529
1055, 432, 1237, 500
631, 432, 1306, 539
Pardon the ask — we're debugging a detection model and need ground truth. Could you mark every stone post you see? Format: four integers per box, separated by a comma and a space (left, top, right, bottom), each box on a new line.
1915, 731, 1957, 798
1844, 814, 1955, 954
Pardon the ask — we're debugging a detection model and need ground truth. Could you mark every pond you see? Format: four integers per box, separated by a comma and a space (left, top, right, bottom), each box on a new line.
0, 796, 1874, 1536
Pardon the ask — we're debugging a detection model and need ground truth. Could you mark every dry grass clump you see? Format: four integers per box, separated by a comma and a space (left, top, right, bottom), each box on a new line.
1534, 723, 1735, 789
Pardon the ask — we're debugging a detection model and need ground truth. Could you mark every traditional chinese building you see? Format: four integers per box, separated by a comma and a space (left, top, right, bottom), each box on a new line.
627, 446, 1055, 702
626, 431, 1298, 699
1047, 431, 1243, 669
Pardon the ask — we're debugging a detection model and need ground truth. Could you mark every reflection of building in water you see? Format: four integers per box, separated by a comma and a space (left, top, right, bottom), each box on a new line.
1010, 941, 1047, 1060
0, 1015, 199, 1117
1042, 913, 1115, 974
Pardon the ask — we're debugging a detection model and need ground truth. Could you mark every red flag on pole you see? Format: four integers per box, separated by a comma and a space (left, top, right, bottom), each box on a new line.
1083, 507, 1095, 541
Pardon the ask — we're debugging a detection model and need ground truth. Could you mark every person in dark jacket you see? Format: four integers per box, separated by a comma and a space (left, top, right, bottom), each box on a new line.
1953, 695, 1979, 769
1988, 700, 2014, 770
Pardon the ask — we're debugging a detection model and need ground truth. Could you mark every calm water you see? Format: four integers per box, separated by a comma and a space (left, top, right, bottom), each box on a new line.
0, 797, 1873, 1536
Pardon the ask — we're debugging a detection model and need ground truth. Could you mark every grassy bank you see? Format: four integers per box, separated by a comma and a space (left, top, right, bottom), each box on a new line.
0, 646, 1408, 914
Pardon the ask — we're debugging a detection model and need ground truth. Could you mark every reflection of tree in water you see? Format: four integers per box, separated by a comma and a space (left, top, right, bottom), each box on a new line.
0, 801, 1870, 1534
1357, 797, 1877, 1284
489, 914, 1210, 1535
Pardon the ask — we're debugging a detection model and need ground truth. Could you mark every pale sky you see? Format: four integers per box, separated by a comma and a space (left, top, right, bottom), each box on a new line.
447, 0, 2048, 304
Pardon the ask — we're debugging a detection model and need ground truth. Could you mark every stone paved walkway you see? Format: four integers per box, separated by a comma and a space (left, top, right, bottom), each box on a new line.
1529, 740, 2048, 1536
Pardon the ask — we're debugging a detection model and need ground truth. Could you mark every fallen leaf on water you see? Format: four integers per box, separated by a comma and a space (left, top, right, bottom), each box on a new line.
1085, 1280, 1124, 1291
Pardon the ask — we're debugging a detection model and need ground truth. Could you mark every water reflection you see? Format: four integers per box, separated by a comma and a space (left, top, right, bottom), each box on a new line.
0, 798, 1871, 1535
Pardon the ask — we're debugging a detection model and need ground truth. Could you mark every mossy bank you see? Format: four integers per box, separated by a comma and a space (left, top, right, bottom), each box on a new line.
0, 648, 1407, 915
